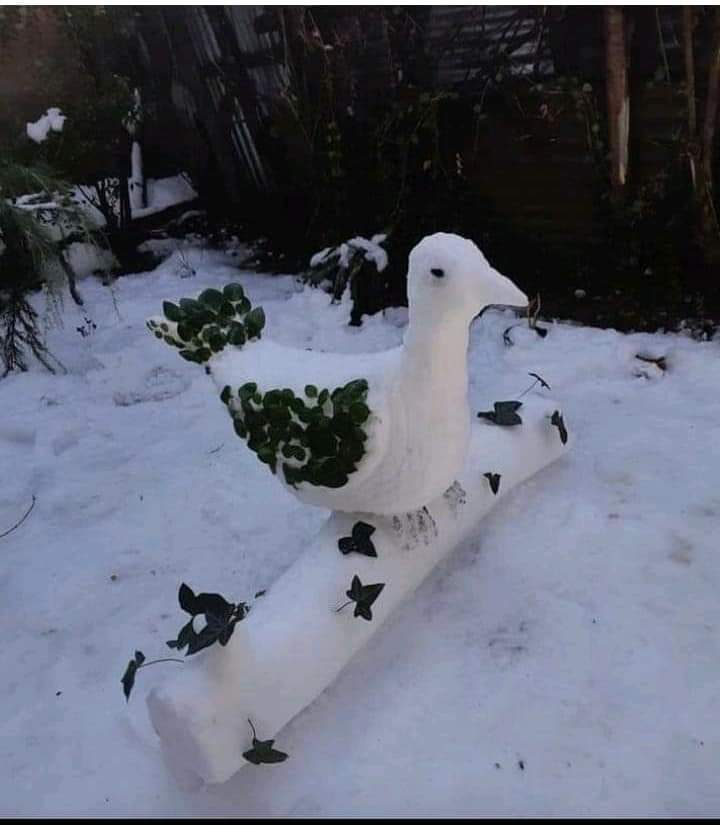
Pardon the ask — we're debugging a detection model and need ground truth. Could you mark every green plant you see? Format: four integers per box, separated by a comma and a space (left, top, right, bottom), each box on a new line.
305, 233, 388, 306
335, 574, 385, 622
337, 521, 377, 557
0, 157, 97, 375
243, 720, 288, 765
147, 283, 263, 365
220, 378, 370, 489
121, 582, 250, 701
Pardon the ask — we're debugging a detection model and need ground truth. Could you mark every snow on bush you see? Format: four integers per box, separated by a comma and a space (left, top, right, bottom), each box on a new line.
26, 107, 66, 144
307, 233, 388, 302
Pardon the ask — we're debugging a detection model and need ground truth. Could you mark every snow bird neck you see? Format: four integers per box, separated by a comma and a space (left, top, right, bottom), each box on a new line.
402, 301, 472, 369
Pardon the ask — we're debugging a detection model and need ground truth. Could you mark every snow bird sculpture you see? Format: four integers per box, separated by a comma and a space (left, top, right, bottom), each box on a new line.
148, 232, 527, 515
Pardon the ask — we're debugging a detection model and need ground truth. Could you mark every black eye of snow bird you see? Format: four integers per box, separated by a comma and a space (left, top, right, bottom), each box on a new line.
431, 267, 445, 278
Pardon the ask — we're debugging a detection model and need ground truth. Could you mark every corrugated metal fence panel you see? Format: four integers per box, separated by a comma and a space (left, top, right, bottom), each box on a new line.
225, 6, 288, 116
426, 6, 555, 89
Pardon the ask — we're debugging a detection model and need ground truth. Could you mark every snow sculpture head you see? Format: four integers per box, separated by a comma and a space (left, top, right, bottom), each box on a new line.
407, 232, 528, 319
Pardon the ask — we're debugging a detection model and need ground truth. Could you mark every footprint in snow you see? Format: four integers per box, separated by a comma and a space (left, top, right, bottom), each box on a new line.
113, 366, 191, 407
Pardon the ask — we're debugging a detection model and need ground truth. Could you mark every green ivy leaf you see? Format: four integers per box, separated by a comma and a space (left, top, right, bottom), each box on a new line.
223, 283, 245, 302
227, 322, 246, 346
305, 385, 318, 398
477, 401, 523, 426
345, 574, 385, 621
218, 300, 236, 320
550, 410, 568, 444
245, 307, 266, 339
162, 301, 183, 322
168, 583, 248, 656
179, 298, 198, 314
349, 402, 370, 423
198, 288, 225, 311
176, 322, 193, 342
238, 382, 257, 401
338, 521, 377, 557
179, 349, 202, 363
528, 372, 551, 390
121, 650, 145, 701
243, 722, 288, 765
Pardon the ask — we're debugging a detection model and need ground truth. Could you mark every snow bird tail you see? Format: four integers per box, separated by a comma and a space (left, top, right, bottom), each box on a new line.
146, 284, 265, 365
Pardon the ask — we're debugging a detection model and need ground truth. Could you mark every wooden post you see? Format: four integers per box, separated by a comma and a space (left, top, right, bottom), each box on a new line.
701, 11, 720, 192
604, 6, 630, 201
697, 9, 720, 244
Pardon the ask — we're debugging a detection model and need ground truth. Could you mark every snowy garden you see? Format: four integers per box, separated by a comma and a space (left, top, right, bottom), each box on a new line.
2, 5, 720, 819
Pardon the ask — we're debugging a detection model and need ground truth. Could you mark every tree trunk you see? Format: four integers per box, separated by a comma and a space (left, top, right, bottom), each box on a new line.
698, 9, 720, 245
604, 7, 630, 201
683, 6, 697, 142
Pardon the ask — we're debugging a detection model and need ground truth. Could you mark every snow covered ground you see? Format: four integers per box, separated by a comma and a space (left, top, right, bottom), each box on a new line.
2, 248, 719, 816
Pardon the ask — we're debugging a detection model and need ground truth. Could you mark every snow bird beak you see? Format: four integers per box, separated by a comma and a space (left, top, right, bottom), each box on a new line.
487, 268, 528, 309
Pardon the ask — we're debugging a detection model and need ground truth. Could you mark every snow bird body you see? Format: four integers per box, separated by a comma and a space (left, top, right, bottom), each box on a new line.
148, 233, 528, 515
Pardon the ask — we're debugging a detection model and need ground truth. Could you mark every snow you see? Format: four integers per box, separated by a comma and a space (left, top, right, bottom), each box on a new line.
1, 249, 720, 815
26, 107, 66, 143
149, 395, 568, 784
128, 142, 144, 212
12, 174, 197, 235
309, 246, 333, 268
130, 174, 197, 220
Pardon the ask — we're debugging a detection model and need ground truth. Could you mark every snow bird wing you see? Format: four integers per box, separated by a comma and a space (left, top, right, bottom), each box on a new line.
148, 285, 402, 497
147, 283, 264, 365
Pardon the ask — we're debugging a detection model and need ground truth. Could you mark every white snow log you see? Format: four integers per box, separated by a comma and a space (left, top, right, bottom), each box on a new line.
147, 396, 570, 784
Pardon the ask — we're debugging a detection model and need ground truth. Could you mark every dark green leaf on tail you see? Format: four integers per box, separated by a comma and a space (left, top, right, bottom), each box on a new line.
550, 410, 568, 445
169, 583, 248, 656
528, 372, 551, 390
345, 574, 385, 621
243, 721, 288, 765
477, 401, 523, 426
338, 521, 377, 557
121, 650, 145, 701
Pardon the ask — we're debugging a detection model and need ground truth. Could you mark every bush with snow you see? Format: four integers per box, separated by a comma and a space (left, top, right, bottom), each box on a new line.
26, 108, 67, 144
306, 233, 389, 304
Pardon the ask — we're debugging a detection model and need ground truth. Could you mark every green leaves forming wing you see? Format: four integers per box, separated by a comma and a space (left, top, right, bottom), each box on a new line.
147, 283, 263, 364
220, 379, 371, 490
